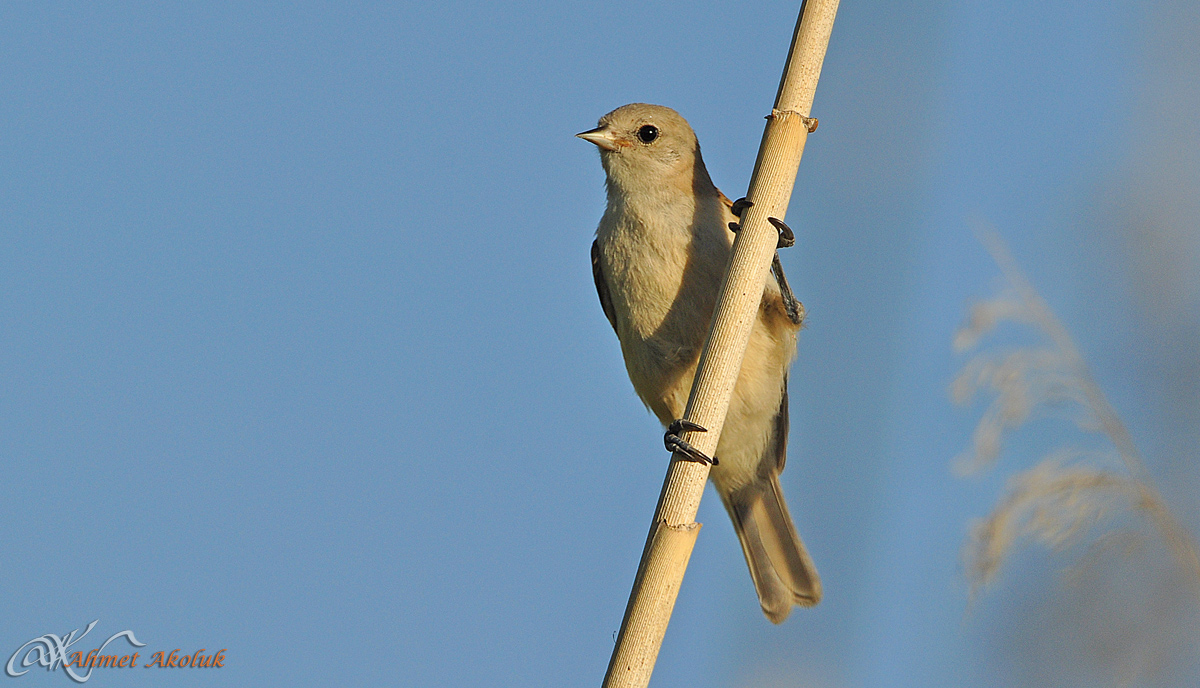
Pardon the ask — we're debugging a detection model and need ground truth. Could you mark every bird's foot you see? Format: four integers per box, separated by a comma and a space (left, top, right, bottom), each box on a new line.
727, 199, 795, 249
664, 419, 717, 466
728, 198, 753, 234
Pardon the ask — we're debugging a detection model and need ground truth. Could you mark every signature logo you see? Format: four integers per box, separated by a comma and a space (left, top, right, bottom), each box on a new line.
7, 620, 224, 683
6, 620, 143, 683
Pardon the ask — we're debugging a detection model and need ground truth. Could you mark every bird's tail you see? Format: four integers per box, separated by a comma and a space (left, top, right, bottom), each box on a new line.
723, 474, 821, 623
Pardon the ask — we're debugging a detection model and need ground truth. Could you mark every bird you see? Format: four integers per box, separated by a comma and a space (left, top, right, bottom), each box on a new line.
578, 103, 821, 623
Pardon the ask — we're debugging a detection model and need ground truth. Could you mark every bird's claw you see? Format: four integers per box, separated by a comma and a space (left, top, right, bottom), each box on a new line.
728, 198, 753, 234
768, 217, 795, 248
664, 419, 717, 466
730, 198, 753, 218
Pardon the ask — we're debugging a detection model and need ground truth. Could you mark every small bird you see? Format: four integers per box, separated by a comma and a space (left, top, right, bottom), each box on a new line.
579, 103, 821, 623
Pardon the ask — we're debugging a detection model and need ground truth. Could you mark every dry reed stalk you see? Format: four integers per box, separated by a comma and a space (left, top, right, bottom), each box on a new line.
601, 3, 840, 687
953, 227, 1200, 603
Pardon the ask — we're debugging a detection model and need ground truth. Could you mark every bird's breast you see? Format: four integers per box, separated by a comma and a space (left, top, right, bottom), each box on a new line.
597, 194, 730, 417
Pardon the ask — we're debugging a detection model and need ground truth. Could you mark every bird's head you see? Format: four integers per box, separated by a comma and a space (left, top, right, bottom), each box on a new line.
577, 103, 710, 195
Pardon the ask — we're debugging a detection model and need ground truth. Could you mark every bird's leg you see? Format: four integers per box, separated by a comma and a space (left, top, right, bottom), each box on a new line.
728, 198, 795, 250
664, 419, 718, 466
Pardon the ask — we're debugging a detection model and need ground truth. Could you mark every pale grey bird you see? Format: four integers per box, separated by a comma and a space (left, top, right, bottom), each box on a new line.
578, 103, 821, 623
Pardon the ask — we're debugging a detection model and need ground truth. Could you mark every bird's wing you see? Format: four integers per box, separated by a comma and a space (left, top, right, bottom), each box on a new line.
718, 189, 736, 211
591, 239, 618, 334
770, 377, 791, 472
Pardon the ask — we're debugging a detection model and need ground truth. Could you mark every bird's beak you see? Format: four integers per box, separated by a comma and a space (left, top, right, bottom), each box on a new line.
576, 126, 623, 151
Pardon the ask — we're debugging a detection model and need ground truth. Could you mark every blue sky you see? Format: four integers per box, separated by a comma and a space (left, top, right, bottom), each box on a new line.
2, 2, 1197, 687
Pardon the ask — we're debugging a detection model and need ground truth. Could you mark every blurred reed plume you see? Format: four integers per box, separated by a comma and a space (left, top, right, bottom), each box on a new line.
951, 228, 1200, 602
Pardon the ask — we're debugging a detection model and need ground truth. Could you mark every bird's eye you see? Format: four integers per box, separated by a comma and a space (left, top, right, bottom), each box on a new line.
637, 125, 659, 144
